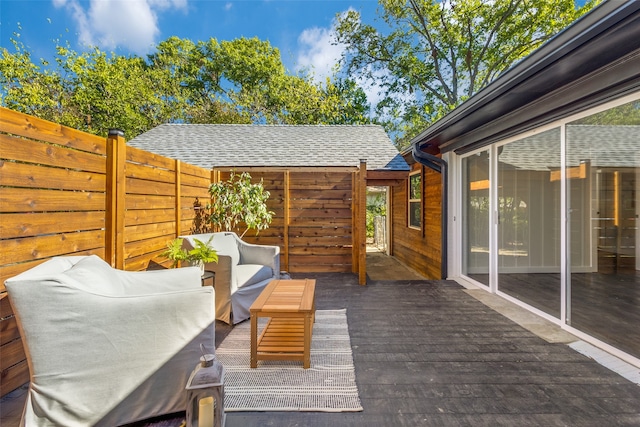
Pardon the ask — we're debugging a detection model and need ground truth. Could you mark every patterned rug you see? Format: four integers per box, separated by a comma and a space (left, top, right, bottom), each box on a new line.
215, 309, 363, 412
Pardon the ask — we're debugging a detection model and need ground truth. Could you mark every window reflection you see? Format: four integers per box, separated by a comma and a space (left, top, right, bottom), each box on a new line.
567, 99, 640, 358
462, 151, 490, 286
497, 128, 562, 318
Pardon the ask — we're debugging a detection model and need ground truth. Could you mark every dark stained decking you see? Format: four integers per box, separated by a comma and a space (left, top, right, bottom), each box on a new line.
217, 272, 640, 427
2, 255, 640, 426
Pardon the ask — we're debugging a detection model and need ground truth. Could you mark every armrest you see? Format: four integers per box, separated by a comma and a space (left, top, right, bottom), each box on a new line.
238, 241, 280, 272
114, 266, 202, 294
202, 256, 232, 288
202, 256, 233, 324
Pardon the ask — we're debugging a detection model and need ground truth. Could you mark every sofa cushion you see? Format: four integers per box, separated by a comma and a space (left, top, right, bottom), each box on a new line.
62, 255, 125, 295
235, 264, 273, 289
211, 233, 240, 266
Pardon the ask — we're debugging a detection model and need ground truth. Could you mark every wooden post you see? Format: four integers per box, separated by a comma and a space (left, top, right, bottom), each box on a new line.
105, 129, 126, 269
358, 159, 367, 285
175, 160, 182, 237
351, 171, 358, 273
283, 170, 290, 273
211, 169, 220, 232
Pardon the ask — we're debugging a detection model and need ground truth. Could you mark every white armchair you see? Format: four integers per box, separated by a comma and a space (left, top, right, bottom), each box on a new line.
182, 232, 280, 324
4, 255, 215, 427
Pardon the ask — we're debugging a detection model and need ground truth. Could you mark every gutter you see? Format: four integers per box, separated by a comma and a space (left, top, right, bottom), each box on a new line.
411, 143, 448, 279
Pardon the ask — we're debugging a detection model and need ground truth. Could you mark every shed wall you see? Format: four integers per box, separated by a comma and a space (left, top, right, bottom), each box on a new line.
391, 162, 442, 279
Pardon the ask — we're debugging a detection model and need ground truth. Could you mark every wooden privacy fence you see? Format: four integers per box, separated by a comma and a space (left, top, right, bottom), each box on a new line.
214, 166, 367, 276
0, 107, 367, 397
0, 107, 211, 396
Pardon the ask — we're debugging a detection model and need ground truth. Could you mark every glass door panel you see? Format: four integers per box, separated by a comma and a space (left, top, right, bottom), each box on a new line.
497, 128, 562, 318
462, 151, 490, 286
567, 99, 640, 359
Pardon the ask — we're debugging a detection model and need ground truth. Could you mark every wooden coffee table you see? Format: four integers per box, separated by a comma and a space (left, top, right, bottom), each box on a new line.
249, 279, 316, 368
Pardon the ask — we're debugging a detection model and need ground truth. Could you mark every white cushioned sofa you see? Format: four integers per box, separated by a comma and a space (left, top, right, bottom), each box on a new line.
4, 255, 215, 427
181, 232, 280, 324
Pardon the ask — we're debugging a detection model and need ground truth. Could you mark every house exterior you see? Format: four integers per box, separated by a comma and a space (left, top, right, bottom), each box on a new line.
129, 124, 409, 282
406, 1, 640, 366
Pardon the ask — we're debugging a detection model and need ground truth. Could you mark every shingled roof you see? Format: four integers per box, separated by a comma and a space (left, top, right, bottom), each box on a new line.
128, 124, 409, 171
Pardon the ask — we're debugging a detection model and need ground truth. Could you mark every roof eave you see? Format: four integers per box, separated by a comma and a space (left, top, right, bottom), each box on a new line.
411, 1, 640, 155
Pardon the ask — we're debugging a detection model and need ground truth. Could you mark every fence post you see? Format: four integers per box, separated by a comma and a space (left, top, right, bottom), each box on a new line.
283, 170, 290, 273
105, 129, 126, 269
175, 160, 182, 237
358, 159, 367, 285
210, 169, 220, 232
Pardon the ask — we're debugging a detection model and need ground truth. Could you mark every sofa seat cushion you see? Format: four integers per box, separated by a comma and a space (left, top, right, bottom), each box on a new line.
235, 264, 273, 289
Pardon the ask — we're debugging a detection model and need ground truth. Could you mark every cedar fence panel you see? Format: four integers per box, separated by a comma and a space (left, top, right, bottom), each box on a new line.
214, 168, 360, 274
0, 107, 211, 397
1, 107, 368, 398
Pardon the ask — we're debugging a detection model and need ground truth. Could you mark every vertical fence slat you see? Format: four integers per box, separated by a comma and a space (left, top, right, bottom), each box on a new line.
175, 160, 182, 237
283, 170, 290, 273
358, 160, 367, 285
105, 129, 127, 269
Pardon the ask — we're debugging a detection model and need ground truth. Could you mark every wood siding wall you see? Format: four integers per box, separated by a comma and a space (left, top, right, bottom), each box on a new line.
391, 162, 442, 279
0, 108, 210, 396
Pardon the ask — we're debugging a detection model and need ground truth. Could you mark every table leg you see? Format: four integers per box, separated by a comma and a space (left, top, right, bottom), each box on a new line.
250, 313, 258, 368
303, 312, 312, 369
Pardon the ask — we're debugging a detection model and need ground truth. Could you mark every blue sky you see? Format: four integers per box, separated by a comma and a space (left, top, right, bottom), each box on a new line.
0, 0, 380, 82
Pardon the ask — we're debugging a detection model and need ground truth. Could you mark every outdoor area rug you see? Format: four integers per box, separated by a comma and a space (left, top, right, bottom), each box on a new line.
215, 308, 363, 412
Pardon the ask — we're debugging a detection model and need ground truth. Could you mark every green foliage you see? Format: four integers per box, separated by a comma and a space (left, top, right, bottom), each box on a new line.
161, 236, 218, 268
208, 171, 274, 238
1, 34, 371, 138
366, 195, 387, 238
572, 100, 640, 126
335, 0, 601, 146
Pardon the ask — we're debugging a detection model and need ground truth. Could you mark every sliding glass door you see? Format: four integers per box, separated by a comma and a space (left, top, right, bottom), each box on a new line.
497, 128, 562, 318
457, 95, 640, 361
566, 99, 640, 358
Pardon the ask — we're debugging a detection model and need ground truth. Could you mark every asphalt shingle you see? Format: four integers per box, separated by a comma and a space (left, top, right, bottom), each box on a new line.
128, 124, 410, 171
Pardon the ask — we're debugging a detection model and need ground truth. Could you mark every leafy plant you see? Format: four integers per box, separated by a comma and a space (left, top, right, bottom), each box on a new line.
207, 171, 273, 237
162, 236, 218, 268
190, 197, 211, 234
366, 196, 387, 238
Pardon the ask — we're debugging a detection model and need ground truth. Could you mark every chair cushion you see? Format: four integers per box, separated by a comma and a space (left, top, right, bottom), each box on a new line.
62, 255, 125, 295
235, 264, 273, 288
211, 233, 240, 266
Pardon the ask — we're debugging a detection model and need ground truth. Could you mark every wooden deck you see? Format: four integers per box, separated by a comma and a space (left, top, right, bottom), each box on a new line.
214, 270, 640, 426
3, 255, 640, 426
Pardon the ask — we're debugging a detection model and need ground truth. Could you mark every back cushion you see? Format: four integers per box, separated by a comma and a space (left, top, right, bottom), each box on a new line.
62, 255, 125, 295
211, 233, 240, 266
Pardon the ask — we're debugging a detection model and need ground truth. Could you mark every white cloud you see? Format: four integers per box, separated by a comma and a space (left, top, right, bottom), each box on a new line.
295, 9, 384, 110
53, 0, 187, 55
296, 26, 343, 84
224, 2, 233, 11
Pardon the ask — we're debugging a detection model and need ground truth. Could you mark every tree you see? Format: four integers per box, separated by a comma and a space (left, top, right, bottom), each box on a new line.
207, 171, 274, 238
0, 38, 66, 123
1, 35, 371, 137
199, 37, 371, 125
335, 0, 601, 148
1, 38, 173, 136
148, 36, 249, 125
